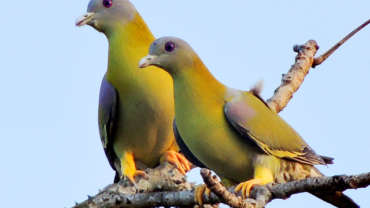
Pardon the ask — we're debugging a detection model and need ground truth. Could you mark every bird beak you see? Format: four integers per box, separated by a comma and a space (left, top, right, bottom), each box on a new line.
75, 12, 95, 27
139, 55, 158, 68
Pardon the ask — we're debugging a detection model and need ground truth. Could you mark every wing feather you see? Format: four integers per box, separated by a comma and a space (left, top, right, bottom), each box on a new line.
98, 77, 120, 176
224, 92, 331, 165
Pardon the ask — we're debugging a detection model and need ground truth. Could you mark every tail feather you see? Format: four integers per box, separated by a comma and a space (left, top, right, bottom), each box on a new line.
320, 155, 334, 164
310, 191, 359, 208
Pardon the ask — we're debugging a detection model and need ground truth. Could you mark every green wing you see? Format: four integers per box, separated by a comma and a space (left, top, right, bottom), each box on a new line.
224, 91, 332, 165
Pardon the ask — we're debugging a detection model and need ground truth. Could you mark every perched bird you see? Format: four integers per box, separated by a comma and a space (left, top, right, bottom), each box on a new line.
139, 37, 359, 208
76, 0, 191, 183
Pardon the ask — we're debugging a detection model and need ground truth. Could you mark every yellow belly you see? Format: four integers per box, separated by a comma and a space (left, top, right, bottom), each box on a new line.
176, 103, 261, 183
108, 65, 177, 167
113, 99, 176, 167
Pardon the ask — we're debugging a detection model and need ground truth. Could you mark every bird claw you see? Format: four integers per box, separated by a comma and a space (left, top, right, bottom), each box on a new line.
162, 150, 192, 174
234, 178, 264, 198
194, 184, 212, 206
126, 170, 148, 184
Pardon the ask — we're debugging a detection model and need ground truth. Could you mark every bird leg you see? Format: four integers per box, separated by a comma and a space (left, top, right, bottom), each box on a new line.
194, 184, 212, 206
161, 150, 192, 174
120, 152, 148, 184
235, 166, 274, 198
234, 178, 264, 198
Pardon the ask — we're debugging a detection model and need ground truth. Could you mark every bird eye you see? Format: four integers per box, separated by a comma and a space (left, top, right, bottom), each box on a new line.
102, 0, 113, 8
165, 41, 176, 52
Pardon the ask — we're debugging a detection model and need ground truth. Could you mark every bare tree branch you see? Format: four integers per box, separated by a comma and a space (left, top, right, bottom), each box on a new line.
74, 163, 194, 208
75, 190, 205, 208
200, 169, 370, 208
313, 19, 370, 67
74, 169, 370, 208
267, 19, 370, 113
267, 40, 319, 113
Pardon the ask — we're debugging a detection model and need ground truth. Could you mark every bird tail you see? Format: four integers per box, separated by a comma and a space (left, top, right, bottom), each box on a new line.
308, 167, 359, 208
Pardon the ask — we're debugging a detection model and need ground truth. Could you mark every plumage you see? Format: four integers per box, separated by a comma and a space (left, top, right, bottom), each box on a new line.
173, 121, 207, 169
98, 77, 119, 181
77, 1, 190, 183
224, 93, 330, 166
139, 37, 358, 207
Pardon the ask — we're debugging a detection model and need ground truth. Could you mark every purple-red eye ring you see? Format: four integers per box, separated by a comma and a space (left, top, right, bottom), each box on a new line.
103, 0, 113, 8
165, 41, 176, 52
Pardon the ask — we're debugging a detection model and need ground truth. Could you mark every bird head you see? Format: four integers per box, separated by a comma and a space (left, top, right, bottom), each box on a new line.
76, 0, 136, 33
139, 37, 197, 76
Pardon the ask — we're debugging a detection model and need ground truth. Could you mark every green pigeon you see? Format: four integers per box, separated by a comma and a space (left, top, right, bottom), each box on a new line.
76, 1, 191, 183
139, 36, 359, 208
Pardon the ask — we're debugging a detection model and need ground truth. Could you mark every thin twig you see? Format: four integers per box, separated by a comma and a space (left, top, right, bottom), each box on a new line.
313, 19, 370, 67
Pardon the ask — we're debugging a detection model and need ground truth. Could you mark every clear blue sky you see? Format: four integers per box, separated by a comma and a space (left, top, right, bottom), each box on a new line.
1, 1, 369, 207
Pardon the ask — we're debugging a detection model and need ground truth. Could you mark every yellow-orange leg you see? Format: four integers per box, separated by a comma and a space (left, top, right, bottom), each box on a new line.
161, 150, 192, 174
120, 152, 148, 184
235, 166, 274, 198
194, 184, 212, 206
125, 170, 147, 184
234, 178, 264, 198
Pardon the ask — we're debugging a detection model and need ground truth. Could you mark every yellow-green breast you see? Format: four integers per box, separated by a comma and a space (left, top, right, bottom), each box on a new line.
172, 63, 262, 182
106, 14, 176, 166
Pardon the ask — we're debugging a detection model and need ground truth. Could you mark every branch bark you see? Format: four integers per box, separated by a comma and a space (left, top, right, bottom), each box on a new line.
74, 163, 194, 208
266, 40, 318, 113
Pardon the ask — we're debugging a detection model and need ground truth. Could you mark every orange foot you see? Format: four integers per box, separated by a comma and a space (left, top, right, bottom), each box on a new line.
194, 184, 212, 206
162, 150, 192, 174
234, 178, 264, 198
125, 170, 148, 184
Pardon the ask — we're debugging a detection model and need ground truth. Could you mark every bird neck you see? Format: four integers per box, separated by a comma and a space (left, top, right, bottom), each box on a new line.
173, 57, 227, 106
105, 13, 155, 80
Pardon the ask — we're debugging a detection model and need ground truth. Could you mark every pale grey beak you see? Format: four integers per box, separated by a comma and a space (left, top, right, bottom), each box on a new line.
75, 12, 95, 27
139, 55, 158, 68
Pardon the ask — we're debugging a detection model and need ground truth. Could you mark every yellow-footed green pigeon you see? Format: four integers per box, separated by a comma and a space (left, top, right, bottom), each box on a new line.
139, 37, 359, 208
76, 1, 191, 183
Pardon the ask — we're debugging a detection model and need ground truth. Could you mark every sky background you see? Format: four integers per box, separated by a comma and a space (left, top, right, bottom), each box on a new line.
1, 0, 369, 207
